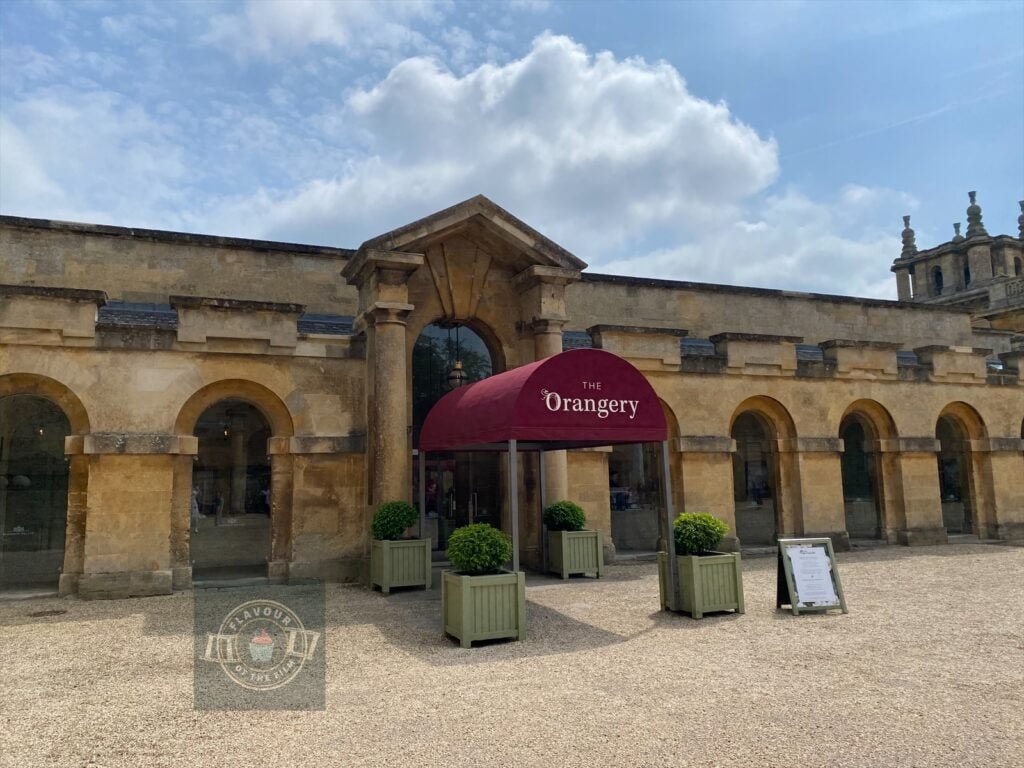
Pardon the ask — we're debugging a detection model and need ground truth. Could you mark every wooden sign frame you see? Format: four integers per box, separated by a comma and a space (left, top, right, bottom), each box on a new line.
776, 537, 848, 615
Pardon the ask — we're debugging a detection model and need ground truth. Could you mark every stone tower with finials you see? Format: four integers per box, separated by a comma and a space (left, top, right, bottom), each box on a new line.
891, 192, 1024, 350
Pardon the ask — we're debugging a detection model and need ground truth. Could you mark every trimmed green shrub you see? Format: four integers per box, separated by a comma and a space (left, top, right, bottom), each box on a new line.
673, 512, 729, 555
446, 523, 513, 575
543, 500, 586, 532
372, 500, 418, 541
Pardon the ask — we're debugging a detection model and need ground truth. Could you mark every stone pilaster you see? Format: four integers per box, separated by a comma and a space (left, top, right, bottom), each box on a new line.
876, 438, 947, 545
677, 437, 739, 551
778, 437, 849, 551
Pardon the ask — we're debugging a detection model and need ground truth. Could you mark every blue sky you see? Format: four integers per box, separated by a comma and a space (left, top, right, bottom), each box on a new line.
1, 0, 1021, 298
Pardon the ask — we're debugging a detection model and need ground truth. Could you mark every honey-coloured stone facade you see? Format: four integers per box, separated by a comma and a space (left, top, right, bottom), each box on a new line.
1, 195, 1022, 598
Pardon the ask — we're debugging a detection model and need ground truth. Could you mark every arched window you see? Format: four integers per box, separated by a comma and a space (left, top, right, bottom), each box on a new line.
907, 265, 916, 298
932, 266, 944, 294
1015, 257, 1023, 277
963, 261, 971, 287
412, 322, 498, 551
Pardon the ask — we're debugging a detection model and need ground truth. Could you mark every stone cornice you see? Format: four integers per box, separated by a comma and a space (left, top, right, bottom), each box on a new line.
0, 284, 107, 304
169, 295, 304, 314
514, 264, 582, 291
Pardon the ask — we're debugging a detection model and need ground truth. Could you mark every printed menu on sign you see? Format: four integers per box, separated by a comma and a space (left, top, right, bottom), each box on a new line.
786, 545, 839, 607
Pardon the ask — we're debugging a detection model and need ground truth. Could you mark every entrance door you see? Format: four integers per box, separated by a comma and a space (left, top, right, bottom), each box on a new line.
415, 452, 501, 555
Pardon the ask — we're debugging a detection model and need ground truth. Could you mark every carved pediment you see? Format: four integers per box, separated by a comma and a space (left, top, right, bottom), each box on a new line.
356, 195, 587, 274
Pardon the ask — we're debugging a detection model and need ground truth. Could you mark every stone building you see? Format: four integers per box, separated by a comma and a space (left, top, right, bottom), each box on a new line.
1, 195, 1022, 598
891, 193, 1024, 338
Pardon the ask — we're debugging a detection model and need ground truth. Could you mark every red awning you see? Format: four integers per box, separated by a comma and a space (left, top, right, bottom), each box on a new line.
419, 348, 667, 452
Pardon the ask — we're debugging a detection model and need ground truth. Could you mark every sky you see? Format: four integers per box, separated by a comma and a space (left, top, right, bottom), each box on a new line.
1, 0, 1021, 299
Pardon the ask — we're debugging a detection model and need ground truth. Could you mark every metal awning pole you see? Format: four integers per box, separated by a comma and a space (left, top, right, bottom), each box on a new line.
538, 449, 547, 571
509, 439, 520, 573
661, 440, 680, 611
418, 449, 426, 539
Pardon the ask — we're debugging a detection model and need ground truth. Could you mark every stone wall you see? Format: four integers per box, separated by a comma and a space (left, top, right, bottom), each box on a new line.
0, 216, 357, 315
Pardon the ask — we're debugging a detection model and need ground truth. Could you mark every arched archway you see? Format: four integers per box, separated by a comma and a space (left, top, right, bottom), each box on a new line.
729, 396, 797, 547
173, 381, 294, 584
838, 401, 896, 542
189, 400, 272, 577
935, 402, 987, 536
0, 395, 71, 589
609, 399, 679, 553
411, 321, 499, 553
0, 374, 89, 594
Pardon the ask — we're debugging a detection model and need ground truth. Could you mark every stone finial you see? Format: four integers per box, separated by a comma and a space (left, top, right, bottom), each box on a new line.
965, 191, 987, 238
1018, 200, 1023, 239
900, 214, 917, 258
951, 222, 964, 243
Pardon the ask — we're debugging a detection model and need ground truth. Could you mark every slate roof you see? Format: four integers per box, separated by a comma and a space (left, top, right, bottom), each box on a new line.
680, 338, 718, 357
97, 302, 177, 329
561, 331, 593, 351
297, 314, 355, 336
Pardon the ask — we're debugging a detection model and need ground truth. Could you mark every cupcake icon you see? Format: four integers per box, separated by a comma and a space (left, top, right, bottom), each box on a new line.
249, 628, 274, 664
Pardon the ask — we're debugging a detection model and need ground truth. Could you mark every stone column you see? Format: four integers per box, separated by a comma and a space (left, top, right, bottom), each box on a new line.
368, 303, 414, 504
341, 249, 424, 518
678, 437, 738, 551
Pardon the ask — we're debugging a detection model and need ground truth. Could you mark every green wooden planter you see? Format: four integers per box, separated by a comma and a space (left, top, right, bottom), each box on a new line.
548, 529, 604, 579
658, 551, 744, 619
441, 570, 526, 648
370, 538, 432, 594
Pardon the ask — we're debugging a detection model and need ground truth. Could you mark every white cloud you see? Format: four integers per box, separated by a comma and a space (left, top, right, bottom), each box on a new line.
0, 88, 189, 227
201, 33, 780, 260
598, 186, 917, 299
202, 0, 447, 60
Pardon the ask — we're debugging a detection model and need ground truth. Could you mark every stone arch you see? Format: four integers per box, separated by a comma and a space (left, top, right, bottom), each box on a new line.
728, 396, 799, 546
174, 379, 294, 438
937, 401, 987, 441
0, 373, 90, 434
935, 402, 988, 537
839, 400, 899, 542
0, 373, 90, 594
932, 266, 944, 294
171, 380, 295, 587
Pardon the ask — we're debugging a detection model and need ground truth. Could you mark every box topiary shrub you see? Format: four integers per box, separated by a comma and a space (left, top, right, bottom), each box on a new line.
543, 500, 586, 531
372, 500, 418, 541
673, 512, 729, 555
446, 523, 513, 575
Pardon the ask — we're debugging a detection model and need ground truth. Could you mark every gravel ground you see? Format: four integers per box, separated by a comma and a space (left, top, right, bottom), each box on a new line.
1, 543, 1022, 768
